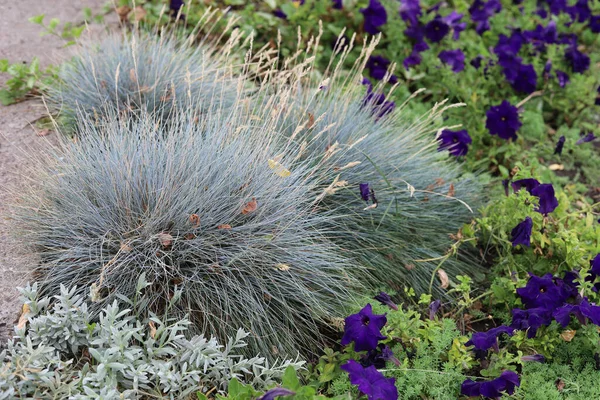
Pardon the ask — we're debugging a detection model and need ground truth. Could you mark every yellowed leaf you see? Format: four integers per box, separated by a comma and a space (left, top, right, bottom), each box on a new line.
17, 303, 30, 330
560, 329, 576, 342
275, 263, 290, 271
438, 269, 449, 289
149, 321, 157, 339
268, 159, 291, 178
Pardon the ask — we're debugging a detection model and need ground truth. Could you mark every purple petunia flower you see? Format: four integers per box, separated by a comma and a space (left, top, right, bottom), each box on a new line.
486, 100, 522, 141
521, 354, 546, 362
469, 0, 502, 34
360, 183, 371, 202
341, 304, 387, 352
332, 0, 343, 9
576, 132, 597, 144
494, 33, 524, 57
461, 371, 520, 398
429, 299, 441, 320
471, 55, 483, 69
438, 49, 465, 73
403, 50, 422, 69
361, 344, 400, 368
399, 0, 421, 26
273, 9, 288, 19
442, 11, 466, 40
361, 0, 388, 35
258, 388, 295, 400
565, 47, 590, 74
556, 70, 569, 87
511, 178, 540, 193
170, 0, 184, 11
466, 325, 514, 358
511, 216, 533, 247
517, 273, 567, 310
341, 360, 398, 400
568, 0, 591, 23
543, 60, 552, 79
502, 179, 510, 197
554, 136, 566, 155
511, 307, 552, 338
374, 292, 398, 311
590, 15, 600, 33
361, 80, 396, 118
530, 184, 559, 215
511, 63, 538, 94
596, 86, 600, 106
424, 18, 450, 43
366, 55, 397, 83
437, 129, 472, 156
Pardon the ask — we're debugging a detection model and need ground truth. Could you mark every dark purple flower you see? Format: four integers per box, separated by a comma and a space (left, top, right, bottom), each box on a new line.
361, 83, 396, 118
442, 11, 466, 40
170, 0, 184, 12
511, 216, 533, 247
399, 0, 421, 26
517, 273, 567, 310
576, 132, 597, 144
547, 0, 567, 15
258, 388, 295, 400
341, 304, 387, 352
553, 303, 587, 327
530, 184, 558, 215
502, 179, 510, 197
521, 354, 545, 362
437, 129, 472, 156
524, 22, 558, 52
438, 49, 465, 73
361, 0, 388, 35
569, 0, 591, 22
554, 136, 566, 155
511, 63, 538, 94
360, 183, 371, 202
590, 15, 600, 33
588, 254, 600, 292
511, 178, 540, 193
486, 100, 522, 141
361, 344, 400, 368
596, 86, 600, 106
543, 60, 552, 79
424, 18, 450, 43
494, 33, 524, 57
341, 360, 398, 400
466, 325, 514, 358
374, 292, 398, 311
582, 302, 600, 326
511, 307, 552, 338
565, 47, 590, 74
332, 0, 343, 9
469, 0, 502, 34
429, 299, 441, 320
403, 51, 422, 69
366, 55, 397, 83
471, 55, 483, 69
273, 9, 288, 19
461, 371, 520, 398
556, 70, 569, 87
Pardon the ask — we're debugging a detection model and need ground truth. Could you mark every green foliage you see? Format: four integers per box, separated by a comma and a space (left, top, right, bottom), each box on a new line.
0, 58, 56, 105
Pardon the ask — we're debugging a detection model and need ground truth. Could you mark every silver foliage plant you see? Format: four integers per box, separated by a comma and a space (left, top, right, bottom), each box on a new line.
14, 101, 361, 360
47, 11, 251, 128
256, 34, 483, 294
0, 282, 303, 399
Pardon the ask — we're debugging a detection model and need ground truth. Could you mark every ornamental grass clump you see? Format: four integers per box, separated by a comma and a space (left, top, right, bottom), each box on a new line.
13, 104, 361, 360
47, 15, 248, 129
258, 35, 482, 294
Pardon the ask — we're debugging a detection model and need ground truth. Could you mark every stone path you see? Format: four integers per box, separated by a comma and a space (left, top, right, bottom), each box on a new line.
0, 0, 111, 343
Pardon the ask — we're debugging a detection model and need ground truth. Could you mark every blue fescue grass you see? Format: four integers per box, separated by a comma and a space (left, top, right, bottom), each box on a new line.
13, 103, 363, 360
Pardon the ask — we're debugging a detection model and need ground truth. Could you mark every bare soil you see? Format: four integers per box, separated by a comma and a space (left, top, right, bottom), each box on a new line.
0, 0, 111, 344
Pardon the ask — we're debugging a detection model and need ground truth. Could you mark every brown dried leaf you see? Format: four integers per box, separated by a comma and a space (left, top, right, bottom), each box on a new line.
157, 233, 173, 247
36, 129, 50, 137
405, 263, 415, 271
184, 233, 196, 240
116, 6, 131, 22
120, 242, 132, 252
133, 5, 147, 21
241, 198, 258, 215
217, 224, 232, 230
189, 214, 200, 228
447, 183, 455, 197
560, 329, 576, 342
129, 68, 137, 84
437, 269, 449, 289
17, 303, 30, 330
435, 178, 445, 186
556, 379, 565, 392
149, 321, 157, 339
307, 112, 315, 129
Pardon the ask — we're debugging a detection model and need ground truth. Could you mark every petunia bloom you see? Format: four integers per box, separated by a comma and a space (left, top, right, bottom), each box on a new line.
258, 388, 295, 400
511, 307, 552, 338
486, 100, 522, 141
366, 55, 397, 83
565, 46, 590, 73
556, 70, 569, 87
576, 132, 597, 144
516, 273, 567, 309
437, 129, 472, 156
521, 354, 545, 363
466, 325, 514, 358
469, 0, 502, 34
461, 371, 520, 398
530, 184, 558, 215
341, 304, 387, 352
399, 0, 421, 26
361, 344, 400, 368
424, 18, 450, 43
341, 360, 398, 400
429, 299, 441, 320
374, 292, 398, 311
442, 11, 466, 40
361, 0, 388, 35
438, 49, 465, 73
511, 178, 540, 193
332, 0, 343, 9
554, 136, 566, 155
511, 216, 533, 247
360, 183, 371, 202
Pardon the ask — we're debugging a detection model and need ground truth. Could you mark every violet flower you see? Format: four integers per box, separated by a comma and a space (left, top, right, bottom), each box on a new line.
486, 100, 522, 141
361, 0, 388, 35
511, 178, 540, 193
554, 136, 566, 155
516, 273, 567, 310
466, 325, 514, 358
565, 46, 590, 73
521, 354, 545, 363
437, 129, 472, 156
510, 307, 553, 338
424, 18, 450, 43
461, 371, 520, 398
511, 216, 533, 247
438, 49, 465, 73
366, 55, 397, 83
374, 292, 398, 311
530, 184, 559, 215
341, 360, 398, 400
429, 299, 441, 320
258, 388, 295, 400
332, 0, 343, 9
556, 70, 569, 87
576, 132, 597, 144
360, 183, 371, 202
399, 0, 422, 26
341, 304, 387, 352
